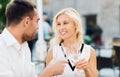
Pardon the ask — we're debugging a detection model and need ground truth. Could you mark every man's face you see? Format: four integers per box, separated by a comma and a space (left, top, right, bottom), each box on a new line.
22, 11, 39, 41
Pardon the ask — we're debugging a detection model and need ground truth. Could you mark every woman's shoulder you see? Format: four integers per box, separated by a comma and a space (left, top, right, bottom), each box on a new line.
84, 44, 96, 56
82, 43, 96, 56
83, 43, 94, 49
52, 44, 61, 50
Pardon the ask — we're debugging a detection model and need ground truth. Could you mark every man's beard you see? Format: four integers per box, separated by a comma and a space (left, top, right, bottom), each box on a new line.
22, 33, 36, 42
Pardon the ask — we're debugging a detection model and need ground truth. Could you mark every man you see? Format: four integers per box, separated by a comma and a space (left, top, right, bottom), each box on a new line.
0, 0, 67, 77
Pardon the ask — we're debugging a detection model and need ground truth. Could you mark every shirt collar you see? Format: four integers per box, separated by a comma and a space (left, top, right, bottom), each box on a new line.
1, 28, 21, 50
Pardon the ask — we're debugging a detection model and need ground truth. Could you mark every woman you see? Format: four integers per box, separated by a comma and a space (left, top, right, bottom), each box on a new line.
46, 8, 98, 77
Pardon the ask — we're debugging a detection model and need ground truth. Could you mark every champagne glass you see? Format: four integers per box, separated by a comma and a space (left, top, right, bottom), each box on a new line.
67, 53, 82, 77
67, 53, 80, 66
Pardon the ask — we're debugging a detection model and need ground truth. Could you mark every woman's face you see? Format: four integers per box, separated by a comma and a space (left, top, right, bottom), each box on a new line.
56, 14, 76, 40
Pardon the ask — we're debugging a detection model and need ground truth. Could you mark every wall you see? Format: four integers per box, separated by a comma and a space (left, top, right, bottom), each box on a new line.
43, 0, 120, 43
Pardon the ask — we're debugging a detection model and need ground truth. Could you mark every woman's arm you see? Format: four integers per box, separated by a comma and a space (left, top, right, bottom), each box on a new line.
39, 48, 67, 77
45, 48, 53, 66
84, 47, 98, 77
76, 47, 98, 77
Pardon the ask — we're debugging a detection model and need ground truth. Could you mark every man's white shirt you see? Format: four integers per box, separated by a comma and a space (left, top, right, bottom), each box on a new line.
0, 28, 37, 77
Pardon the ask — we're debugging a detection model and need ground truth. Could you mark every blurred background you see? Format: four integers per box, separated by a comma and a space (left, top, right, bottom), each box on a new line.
0, 0, 120, 77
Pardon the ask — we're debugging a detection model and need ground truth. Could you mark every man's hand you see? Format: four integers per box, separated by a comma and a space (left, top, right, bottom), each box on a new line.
47, 58, 68, 76
38, 59, 67, 77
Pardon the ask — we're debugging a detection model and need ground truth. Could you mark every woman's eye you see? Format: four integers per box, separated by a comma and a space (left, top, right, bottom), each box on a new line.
57, 23, 61, 26
64, 22, 68, 25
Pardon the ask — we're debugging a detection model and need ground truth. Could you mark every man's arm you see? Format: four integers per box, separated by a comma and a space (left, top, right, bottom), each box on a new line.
38, 59, 67, 77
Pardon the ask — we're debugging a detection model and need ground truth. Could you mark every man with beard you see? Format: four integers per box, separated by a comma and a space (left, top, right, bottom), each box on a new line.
0, 0, 67, 77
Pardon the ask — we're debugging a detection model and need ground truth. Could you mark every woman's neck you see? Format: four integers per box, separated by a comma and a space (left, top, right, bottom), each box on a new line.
63, 39, 80, 54
63, 36, 79, 46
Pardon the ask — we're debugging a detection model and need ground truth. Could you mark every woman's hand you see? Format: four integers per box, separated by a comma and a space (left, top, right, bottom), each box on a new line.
75, 58, 89, 70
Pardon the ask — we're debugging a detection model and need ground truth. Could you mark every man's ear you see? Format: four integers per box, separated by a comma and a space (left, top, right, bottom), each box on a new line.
23, 16, 31, 27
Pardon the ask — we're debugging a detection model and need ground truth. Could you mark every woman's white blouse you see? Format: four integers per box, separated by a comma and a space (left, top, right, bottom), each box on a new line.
52, 44, 91, 77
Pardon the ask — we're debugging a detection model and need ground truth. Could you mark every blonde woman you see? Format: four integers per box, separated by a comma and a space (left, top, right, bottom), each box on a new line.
46, 8, 98, 77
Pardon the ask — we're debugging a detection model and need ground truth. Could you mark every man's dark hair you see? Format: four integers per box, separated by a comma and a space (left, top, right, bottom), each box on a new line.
5, 0, 35, 26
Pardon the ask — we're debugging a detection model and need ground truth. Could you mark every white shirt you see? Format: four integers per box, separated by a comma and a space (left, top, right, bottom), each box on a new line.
0, 28, 37, 77
52, 43, 91, 77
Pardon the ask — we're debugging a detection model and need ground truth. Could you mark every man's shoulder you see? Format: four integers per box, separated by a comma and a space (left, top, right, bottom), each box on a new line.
0, 35, 3, 45
0, 34, 4, 45
0, 35, 6, 51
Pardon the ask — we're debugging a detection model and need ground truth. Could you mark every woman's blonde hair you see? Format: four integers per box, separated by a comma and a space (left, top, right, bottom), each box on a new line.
50, 8, 84, 48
